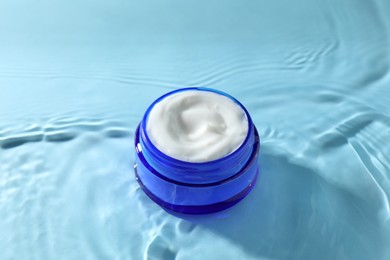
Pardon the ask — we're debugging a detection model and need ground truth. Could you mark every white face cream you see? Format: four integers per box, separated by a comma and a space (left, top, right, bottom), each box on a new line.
146, 90, 249, 162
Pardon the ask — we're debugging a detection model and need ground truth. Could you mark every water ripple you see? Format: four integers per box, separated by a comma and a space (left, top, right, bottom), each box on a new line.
0, 117, 132, 149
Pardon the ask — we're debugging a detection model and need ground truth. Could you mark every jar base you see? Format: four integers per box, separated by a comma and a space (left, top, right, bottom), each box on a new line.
134, 165, 259, 214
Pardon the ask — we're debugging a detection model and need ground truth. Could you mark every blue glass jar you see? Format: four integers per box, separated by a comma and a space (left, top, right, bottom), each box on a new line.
134, 87, 260, 214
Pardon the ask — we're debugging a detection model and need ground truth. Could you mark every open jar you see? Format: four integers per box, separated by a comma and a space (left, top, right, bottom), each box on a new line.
134, 87, 260, 214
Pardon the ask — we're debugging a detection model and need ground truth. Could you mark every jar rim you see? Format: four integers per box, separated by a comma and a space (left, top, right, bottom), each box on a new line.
135, 124, 260, 187
141, 87, 254, 166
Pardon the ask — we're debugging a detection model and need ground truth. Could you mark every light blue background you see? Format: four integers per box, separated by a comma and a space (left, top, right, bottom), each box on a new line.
1, 1, 390, 259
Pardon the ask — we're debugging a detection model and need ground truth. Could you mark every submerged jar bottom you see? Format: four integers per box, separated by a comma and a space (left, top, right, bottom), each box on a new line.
134, 125, 260, 214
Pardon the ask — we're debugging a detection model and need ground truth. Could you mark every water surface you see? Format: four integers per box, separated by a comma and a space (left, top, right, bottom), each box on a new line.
1, 0, 390, 259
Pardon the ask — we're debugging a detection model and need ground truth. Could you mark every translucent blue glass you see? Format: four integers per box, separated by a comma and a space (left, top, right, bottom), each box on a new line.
134, 87, 260, 214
